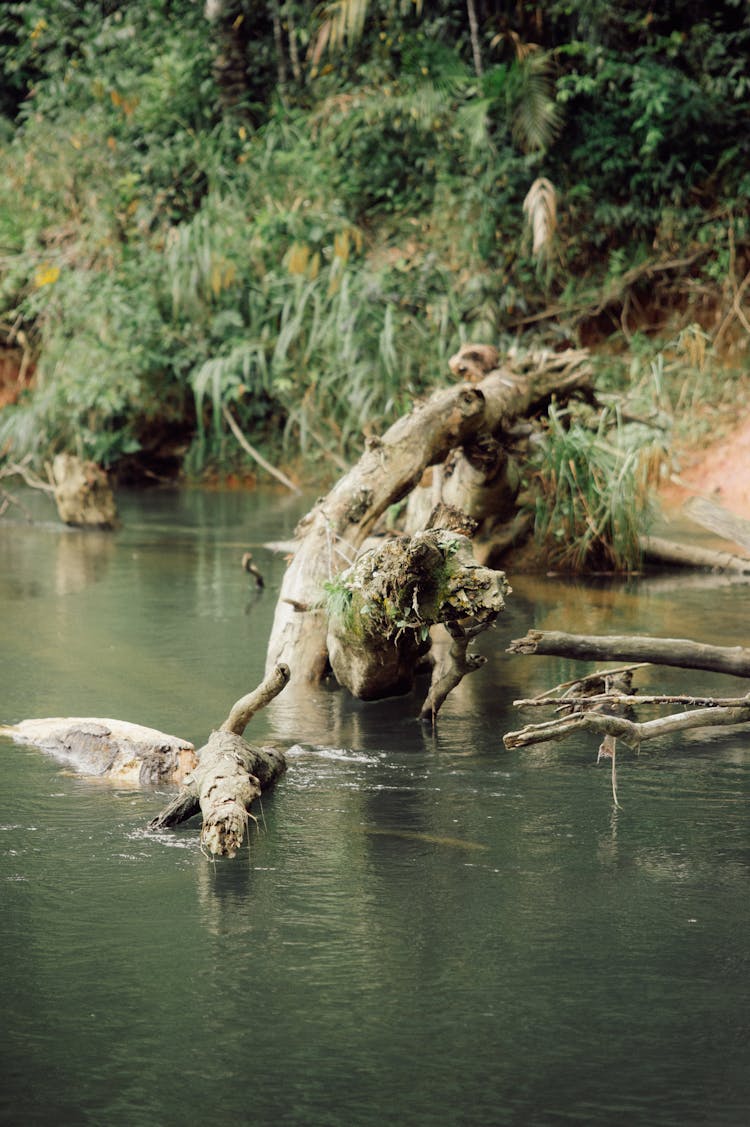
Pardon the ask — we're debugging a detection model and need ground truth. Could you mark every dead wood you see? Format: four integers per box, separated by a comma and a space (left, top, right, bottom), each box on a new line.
504, 703, 750, 750
507, 630, 750, 678
222, 404, 300, 493
0, 718, 197, 785
326, 529, 509, 702
266, 356, 592, 685
419, 618, 496, 724
50, 454, 118, 529
149, 664, 290, 858
640, 534, 750, 574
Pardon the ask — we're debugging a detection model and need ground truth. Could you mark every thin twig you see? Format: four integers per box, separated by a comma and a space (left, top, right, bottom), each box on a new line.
514, 691, 750, 710
221, 405, 300, 494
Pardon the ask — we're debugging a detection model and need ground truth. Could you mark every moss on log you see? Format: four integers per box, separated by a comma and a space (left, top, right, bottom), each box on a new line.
326, 530, 509, 702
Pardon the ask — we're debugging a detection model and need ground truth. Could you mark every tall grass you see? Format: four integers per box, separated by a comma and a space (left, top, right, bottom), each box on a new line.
530, 403, 658, 572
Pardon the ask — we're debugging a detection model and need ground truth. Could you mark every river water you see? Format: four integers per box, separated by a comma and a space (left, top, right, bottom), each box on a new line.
1, 488, 748, 1127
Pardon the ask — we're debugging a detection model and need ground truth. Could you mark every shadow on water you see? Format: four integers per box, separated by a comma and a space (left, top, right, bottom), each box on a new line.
1, 486, 748, 1127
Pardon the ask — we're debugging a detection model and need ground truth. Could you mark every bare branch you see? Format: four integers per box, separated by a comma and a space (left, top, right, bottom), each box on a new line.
504, 704, 750, 750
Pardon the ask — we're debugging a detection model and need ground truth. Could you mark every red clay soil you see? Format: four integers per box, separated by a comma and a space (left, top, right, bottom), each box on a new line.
660, 414, 750, 519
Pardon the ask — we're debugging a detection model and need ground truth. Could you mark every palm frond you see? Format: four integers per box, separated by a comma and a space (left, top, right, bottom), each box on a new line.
511, 51, 562, 153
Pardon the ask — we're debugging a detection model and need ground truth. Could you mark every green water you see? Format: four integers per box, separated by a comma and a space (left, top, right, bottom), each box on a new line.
1, 489, 748, 1126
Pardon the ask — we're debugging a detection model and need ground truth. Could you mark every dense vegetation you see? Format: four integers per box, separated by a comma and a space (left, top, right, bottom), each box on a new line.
0, 0, 748, 490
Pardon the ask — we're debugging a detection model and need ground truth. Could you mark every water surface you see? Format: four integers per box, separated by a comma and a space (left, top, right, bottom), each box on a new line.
1, 488, 748, 1126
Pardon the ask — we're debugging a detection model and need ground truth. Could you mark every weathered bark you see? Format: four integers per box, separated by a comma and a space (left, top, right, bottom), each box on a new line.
419, 618, 495, 723
0, 718, 196, 784
507, 630, 750, 678
149, 664, 290, 858
640, 534, 750, 574
325, 529, 509, 702
266, 359, 592, 684
50, 454, 118, 529
504, 703, 750, 750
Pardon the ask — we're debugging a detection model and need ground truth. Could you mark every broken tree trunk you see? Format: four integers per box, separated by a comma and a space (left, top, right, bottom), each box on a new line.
266, 357, 592, 684
325, 528, 509, 703
507, 630, 750, 678
50, 454, 119, 529
149, 663, 290, 858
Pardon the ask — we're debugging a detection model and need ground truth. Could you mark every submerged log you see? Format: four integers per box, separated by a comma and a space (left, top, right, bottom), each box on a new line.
149, 664, 290, 858
50, 454, 118, 529
0, 718, 197, 784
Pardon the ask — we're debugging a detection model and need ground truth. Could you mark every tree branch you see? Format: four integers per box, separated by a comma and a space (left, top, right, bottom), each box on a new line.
507, 630, 750, 678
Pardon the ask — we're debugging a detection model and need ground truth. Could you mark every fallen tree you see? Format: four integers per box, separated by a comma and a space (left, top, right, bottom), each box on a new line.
2, 667, 291, 859
265, 345, 594, 713
0, 717, 197, 784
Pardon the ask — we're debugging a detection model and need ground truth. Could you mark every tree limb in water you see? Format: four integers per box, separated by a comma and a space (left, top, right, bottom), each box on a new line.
222, 404, 300, 494
507, 630, 750, 678
419, 617, 496, 724
514, 691, 750, 711
504, 703, 750, 750
149, 664, 290, 858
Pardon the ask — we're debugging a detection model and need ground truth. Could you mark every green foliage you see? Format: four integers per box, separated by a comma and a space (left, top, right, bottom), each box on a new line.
0, 0, 748, 484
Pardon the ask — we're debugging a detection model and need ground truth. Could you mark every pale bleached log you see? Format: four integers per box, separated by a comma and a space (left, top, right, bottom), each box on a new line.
507, 630, 750, 678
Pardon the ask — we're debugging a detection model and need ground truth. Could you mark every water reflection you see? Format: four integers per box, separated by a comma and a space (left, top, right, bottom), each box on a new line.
1, 486, 748, 1127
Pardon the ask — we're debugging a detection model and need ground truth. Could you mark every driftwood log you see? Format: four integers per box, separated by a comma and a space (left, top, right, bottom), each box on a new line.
266, 351, 592, 687
640, 535, 750, 574
149, 664, 290, 857
0, 717, 197, 784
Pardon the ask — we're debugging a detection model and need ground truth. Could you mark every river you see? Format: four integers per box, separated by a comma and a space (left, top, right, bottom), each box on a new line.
1, 487, 748, 1126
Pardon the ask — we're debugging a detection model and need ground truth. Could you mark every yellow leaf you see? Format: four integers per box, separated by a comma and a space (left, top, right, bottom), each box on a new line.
210, 262, 223, 296
34, 264, 60, 288
333, 230, 350, 263
287, 243, 310, 276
